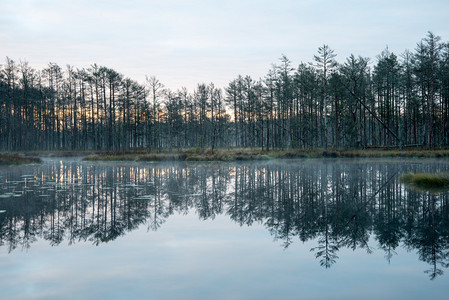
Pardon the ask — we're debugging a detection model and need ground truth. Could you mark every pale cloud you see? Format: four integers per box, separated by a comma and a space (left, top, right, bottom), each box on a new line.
0, 0, 448, 91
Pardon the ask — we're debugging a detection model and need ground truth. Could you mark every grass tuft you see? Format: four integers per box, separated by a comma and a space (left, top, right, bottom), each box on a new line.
400, 172, 449, 188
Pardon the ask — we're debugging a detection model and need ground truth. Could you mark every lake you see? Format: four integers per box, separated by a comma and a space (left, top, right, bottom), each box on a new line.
1, 158, 449, 299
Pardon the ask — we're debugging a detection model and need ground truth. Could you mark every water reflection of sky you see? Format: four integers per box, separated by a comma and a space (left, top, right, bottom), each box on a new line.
1, 158, 449, 299
1, 212, 447, 300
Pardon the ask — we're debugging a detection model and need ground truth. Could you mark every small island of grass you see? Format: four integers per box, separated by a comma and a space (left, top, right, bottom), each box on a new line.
400, 172, 449, 189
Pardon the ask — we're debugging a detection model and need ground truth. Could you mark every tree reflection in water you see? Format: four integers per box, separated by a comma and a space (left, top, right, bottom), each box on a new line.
1, 159, 449, 279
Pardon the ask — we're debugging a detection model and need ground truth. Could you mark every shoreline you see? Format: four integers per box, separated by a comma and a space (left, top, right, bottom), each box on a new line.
80, 148, 449, 162
3, 148, 449, 163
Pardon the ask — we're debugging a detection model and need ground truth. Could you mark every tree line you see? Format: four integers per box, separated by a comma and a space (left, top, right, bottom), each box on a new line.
1, 31, 448, 151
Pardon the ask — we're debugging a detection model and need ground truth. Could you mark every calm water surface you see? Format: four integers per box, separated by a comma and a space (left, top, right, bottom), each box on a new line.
1, 158, 449, 299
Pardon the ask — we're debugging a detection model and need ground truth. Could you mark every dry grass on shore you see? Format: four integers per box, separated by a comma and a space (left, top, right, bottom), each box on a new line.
81, 148, 449, 162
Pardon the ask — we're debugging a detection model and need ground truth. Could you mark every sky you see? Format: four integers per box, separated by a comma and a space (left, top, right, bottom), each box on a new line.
1, 0, 448, 91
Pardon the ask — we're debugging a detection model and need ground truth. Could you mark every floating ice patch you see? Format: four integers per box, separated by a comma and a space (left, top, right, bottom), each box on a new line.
0, 210, 6, 214
134, 195, 153, 200
0, 193, 14, 198
64, 179, 79, 183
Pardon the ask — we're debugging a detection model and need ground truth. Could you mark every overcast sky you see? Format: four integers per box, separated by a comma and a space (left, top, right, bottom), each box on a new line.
1, 0, 448, 91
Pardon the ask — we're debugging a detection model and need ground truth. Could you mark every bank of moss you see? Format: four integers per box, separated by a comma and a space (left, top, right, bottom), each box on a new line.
0, 154, 42, 165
